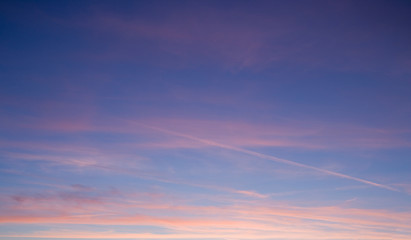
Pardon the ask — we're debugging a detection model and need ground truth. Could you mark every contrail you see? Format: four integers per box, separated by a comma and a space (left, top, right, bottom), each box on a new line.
132, 121, 399, 192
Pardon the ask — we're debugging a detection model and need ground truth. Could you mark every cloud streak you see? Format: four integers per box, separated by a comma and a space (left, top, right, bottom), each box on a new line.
1, 189, 410, 240
131, 121, 399, 192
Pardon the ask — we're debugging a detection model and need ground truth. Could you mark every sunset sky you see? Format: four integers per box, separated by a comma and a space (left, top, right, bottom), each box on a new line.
1, 0, 411, 239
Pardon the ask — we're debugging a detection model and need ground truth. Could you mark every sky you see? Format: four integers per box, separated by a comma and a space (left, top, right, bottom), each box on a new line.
1, 0, 411, 239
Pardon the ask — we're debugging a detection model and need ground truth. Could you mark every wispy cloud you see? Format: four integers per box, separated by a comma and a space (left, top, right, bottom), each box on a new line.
2, 116, 405, 193
130, 121, 400, 192
1, 188, 410, 239
1, 1, 411, 239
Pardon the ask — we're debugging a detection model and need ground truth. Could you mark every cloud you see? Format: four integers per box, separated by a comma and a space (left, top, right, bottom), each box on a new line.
130, 121, 400, 192
46, 1, 408, 75
3, 231, 411, 240
143, 118, 411, 149
1, 190, 410, 240
81, 5, 279, 70
3, 94, 411, 150
2, 116, 408, 193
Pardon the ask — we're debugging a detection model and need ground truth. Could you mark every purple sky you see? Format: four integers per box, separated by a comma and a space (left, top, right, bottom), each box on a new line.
1, 0, 411, 239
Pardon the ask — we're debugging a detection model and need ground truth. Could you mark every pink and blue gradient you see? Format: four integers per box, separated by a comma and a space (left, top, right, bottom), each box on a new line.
1, 0, 411, 239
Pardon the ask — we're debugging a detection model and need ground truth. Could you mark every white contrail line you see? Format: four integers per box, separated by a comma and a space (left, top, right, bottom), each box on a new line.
132, 121, 399, 192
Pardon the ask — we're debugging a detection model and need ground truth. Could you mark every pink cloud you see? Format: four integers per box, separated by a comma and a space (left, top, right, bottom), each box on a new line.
2, 116, 410, 192
1, 191, 410, 239
3, 89, 410, 151
3, 230, 410, 240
